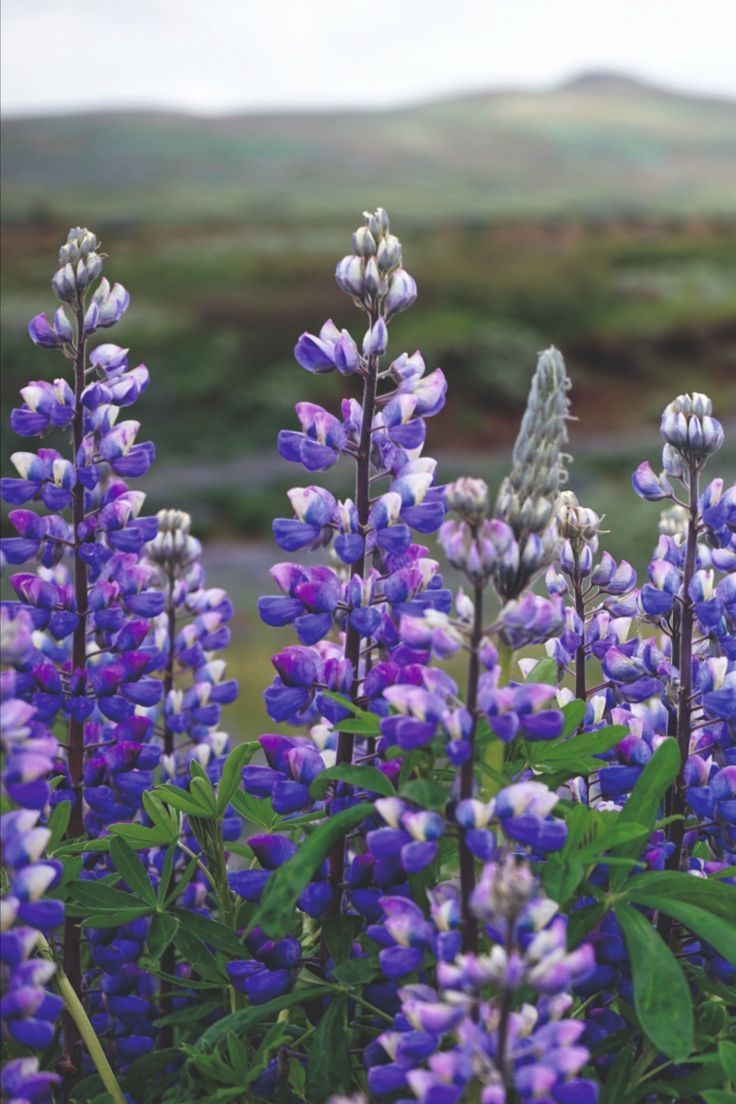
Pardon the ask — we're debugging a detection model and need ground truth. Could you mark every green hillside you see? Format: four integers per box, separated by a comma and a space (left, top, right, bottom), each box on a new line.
3, 74, 736, 223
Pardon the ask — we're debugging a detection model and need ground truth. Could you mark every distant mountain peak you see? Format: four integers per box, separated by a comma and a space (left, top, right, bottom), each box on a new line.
559, 70, 656, 94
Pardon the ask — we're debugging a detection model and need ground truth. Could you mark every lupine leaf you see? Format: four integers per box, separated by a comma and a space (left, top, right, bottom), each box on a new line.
399, 778, 448, 810
46, 800, 71, 852
173, 926, 226, 983
610, 738, 680, 889
331, 957, 379, 985
189, 774, 217, 815
597, 1043, 636, 1104
616, 902, 694, 1061
110, 837, 158, 908
147, 912, 179, 960
246, 1021, 290, 1086
561, 698, 586, 736
196, 985, 330, 1047
216, 742, 260, 814
574, 821, 650, 862
332, 717, 382, 735
69, 881, 150, 911
122, 1050, 182, 1100
155, 1000, 222, 1027
623, 888, 736, 964
172, 908, 245, 956
108, 822, 174, 848
250, 804, 374, 938
524, 657, 558, 685
305, 994, 352, 1102
322, 915, 362, 964
153, 783, 212, 818
310, 763, 395, 799
80, 907, 152, 927
536, 724, 628, 762
719, 1040, 736, 1082
620, 869, 736, 921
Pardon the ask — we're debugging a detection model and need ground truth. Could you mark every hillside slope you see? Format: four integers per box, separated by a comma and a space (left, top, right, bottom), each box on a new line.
3, 74, 735, 222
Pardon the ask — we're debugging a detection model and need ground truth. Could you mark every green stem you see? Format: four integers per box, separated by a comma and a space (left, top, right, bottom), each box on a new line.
38, 935, 125, 1104
497, 640, 514, 686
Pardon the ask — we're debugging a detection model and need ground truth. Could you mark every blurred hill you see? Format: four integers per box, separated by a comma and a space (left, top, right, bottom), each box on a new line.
3, 73, 736, 222
2, 72, 735, 548
3, 73, 736, 736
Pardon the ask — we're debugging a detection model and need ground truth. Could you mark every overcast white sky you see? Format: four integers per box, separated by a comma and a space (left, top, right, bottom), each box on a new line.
2, 0, 735, 116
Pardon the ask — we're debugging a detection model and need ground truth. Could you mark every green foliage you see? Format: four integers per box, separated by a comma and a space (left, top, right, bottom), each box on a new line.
250, 804, 374, 938
616, 903, 694, 1062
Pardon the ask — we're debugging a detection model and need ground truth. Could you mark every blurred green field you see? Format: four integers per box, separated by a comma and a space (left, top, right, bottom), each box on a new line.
2, 74, 735, 742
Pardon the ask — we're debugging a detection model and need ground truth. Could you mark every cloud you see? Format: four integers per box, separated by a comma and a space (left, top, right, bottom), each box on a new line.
2, 0, 735, 116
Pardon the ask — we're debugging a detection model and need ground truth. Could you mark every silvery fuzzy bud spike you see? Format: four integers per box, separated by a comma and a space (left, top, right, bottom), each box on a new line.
445, 477, 490, 524
58, 226, 98, 265
556, 491, 601, 552
145, 508, 201, 570
337, 208, 416, 317
661, 392, 723, 470
492, 346, 571, 601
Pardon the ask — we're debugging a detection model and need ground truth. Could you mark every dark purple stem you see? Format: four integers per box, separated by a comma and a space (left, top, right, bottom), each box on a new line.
160, 570, 177, 1046
328, 330, 379, 904
573, 566, 587, 703
663, 461, 699, 879
459, 579, 484, 953
61, 303, 88, 1079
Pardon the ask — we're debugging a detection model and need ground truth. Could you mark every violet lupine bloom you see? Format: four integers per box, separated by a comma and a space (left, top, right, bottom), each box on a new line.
0, 1057, 60, 1104
366, 856, 597, 1103
253, 209, 457, 934
1, 609, 64, 1059
1, 228, 167, 1077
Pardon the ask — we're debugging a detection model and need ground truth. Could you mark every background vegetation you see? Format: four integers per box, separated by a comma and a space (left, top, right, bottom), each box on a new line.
2, 73, 735, 737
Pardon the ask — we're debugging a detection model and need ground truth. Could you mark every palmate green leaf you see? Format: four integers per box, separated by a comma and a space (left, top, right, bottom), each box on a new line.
719, 1040, 736, 1083
320, 689, 376, 721
196, 985, 328, 1047
79, 907, 152, 927
122, 1050, 182, 1101
310, 763, 395, 800
109, 837, 158, 908
322, 915, 362, 965
216, 741, 260, 814
331, 957, 379, 985
574, 821, 649, 863
153, 783, 212, 818
305, 994, 352, 1103
246, 1021, 290, 1087
155, 999, 223, 1027
68, 880, 150, 912
46, 799, 71, 853
147, 913, 179, 960
172, 908, 245, 957
615, 902, 694, 1061
399, 778, 449, 811
619, 869, 736, 923
229, 790, 279, 829
541, 724, 628, 761
250, 804, 374, 938
646, 1064, 729, 1101
623, 881, 736, 965
189, 773, 217, 815
108, 822, 174, 848
597, 1043, 636, 1104
524, 656, 558, 685
610, 738, 680, 889
560, 698, 586, 736
173, 926, 227, 984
